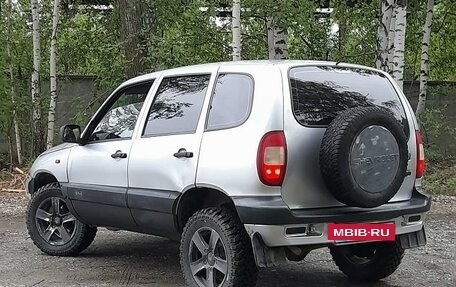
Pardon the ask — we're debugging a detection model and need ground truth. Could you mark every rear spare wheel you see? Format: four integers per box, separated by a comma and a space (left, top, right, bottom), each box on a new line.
320, 106, 408, 208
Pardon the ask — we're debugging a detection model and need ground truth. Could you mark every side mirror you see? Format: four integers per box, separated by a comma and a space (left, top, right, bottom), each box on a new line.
60, 124, 81, 143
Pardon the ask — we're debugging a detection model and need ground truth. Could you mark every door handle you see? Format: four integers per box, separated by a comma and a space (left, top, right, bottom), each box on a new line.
111, 150, 127, 159
173, 148, 193, 158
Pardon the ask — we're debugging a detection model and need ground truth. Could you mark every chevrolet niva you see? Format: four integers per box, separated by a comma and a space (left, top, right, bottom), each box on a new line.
26, 61, 430, 287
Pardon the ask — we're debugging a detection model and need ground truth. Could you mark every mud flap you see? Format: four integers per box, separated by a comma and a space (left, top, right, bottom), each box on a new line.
251, 233, 286, 268
399, 227, 426, 249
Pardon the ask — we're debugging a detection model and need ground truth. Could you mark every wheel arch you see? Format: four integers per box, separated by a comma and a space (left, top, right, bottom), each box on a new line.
174, 185, 238, 232
30, 171, 59, 195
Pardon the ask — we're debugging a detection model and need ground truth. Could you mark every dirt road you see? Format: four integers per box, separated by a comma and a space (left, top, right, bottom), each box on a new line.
0, 192, 454, 287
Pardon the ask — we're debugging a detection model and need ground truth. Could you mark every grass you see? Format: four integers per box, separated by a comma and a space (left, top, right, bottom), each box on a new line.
422, 161, 456, 196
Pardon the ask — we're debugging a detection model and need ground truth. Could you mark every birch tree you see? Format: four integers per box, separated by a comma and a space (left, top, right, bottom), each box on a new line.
375, 0, 394, 71
6, 0, 22, 164
391, 0, 407, 90
266, 16, 288, 60
387, 5, 397, 74
416, 0, 435, 117
47, 0, 60, 149
273, 25, 288, 59
31, 0, 43, 156
266, 16, 274, 59
232, 0, 241, 61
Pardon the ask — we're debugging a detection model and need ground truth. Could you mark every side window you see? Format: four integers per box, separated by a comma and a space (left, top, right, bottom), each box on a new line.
206, 74, 254, 131
143, 75, 210, 136
90, 82, 152, 142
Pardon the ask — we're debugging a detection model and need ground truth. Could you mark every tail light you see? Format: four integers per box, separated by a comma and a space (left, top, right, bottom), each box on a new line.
257, 131, 287, 186
416, 130, 425, 178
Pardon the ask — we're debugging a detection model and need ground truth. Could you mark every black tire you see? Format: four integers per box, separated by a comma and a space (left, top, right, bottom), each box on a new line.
180, 208, 258, 287
320, 106, 408, 208
330, 241, 404, 282
26, 183, 97, 256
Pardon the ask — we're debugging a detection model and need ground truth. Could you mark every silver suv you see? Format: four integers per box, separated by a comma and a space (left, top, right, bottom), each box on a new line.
26, 61, 430, 287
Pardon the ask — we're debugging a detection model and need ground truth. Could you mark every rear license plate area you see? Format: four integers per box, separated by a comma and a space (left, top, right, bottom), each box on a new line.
328, 223, 395, 242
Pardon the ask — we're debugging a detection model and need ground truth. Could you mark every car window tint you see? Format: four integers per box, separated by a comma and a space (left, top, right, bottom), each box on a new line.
91, 82, 152, 142
289, 66, 409, 136
206, 74, 254, 131
143, 75, 210, 136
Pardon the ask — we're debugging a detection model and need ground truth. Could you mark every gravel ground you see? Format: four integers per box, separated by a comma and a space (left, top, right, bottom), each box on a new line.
0, 192, 454, 287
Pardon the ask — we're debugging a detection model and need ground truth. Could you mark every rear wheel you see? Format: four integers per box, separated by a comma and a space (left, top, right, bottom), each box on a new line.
180, 208, 257, 287
26, 183, 97, 256
330, 240, 404, 282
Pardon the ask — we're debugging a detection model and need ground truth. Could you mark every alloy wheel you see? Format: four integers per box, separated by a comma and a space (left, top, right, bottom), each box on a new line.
188, 227, 228, 287
35, 197, 77, 246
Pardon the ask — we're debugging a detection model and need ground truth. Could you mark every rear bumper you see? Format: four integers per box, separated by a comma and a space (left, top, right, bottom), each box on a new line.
233, 189, 430, 225
233, 189, 430, 247
244, 213, 426, 247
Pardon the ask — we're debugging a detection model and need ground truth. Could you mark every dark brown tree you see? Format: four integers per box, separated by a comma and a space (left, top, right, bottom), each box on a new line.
117, 0, 150, 78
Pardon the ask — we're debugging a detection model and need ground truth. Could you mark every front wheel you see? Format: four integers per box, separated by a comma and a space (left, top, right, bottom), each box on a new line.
330, 240, 404, 282
180, 208, 257, 287
26, 183, 97, 256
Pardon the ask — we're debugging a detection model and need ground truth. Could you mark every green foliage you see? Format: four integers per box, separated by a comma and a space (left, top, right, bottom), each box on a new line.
405, 0, 456, 80
0, 0, 456, 165
58, 6, 124, 89
419, 107, 456, 162
0, 0, 35, 163
149, 0, 230, 69
423, 163, 456, 196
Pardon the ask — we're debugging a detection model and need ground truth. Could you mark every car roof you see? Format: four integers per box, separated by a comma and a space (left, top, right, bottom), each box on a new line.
122, 60, 384, 87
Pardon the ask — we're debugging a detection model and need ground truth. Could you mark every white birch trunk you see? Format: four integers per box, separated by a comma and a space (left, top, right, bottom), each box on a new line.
31, 0, 42, 155
273, 26, 288, 59
416, 0, 434, 117
391, 1, 407, 90
387, 6, 397, 74
266, 17, 288, 60
232, 0, 241, 61
7, 0, 23, 165
375, 0, 394, 71
47, 0, 60, 149
266, 16, 275, 60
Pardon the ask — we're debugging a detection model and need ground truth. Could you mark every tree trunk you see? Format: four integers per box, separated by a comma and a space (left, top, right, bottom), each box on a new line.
273, 25, 288, 59
375, 0, 394, 71
232, 0, 241, 61
391, 0, 407, 90
31, 0, 44, 157
266, 16, 288, 60
7, 0, 22, 165
416, 0, 435, 118
8, 134, 13, 171
387, 4, 397, 74
47, 0, 60, 149
266, 16, 275, 60
117, 0, 148, 78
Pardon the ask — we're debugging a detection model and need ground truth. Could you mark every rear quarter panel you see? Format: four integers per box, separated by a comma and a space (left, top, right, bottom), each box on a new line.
196, 64, 283, 196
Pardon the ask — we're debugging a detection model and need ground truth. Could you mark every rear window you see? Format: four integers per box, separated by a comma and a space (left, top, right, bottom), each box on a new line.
289, 66, 408, 133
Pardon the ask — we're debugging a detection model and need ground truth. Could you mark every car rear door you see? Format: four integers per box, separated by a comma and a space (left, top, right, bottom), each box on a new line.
127, 66, 218, 238
282, 65, 417, 209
